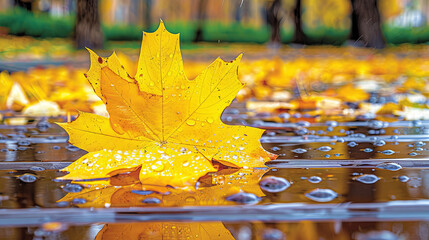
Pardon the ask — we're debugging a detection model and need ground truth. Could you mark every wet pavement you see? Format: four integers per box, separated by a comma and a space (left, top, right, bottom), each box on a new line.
0, 106, 429, 239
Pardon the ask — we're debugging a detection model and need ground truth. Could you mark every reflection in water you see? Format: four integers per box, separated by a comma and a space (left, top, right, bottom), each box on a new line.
57, 168, 268, 239
95, 222, 234, 240
1, 220, 428, 240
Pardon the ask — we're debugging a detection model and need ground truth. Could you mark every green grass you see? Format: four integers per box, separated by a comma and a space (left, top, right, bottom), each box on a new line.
0, 8, 74, 38
382, 24, 429, 44
5, 8, 427, 45
303, 26, 350, 45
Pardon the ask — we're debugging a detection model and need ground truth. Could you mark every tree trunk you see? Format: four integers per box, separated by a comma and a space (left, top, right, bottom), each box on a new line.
292, 0, 306, 44
350, 0, 385, 49
143, 0, 152, 28
193, 0, 208, 42
266, 0, 282, 44
74, 0, 103, 49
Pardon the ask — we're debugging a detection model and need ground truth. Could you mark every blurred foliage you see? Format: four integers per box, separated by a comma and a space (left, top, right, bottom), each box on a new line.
383, 25, 429, 44
2, 46, 429, 121
0, 8, 73, 38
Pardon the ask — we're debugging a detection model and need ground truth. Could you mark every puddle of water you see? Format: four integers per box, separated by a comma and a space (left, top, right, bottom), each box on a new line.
0, 220, 427, 240
0, 166, 429, 210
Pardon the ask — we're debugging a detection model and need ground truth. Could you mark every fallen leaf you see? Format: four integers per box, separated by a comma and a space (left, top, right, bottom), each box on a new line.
58, 21, 274, 188
336, 84, 369, 102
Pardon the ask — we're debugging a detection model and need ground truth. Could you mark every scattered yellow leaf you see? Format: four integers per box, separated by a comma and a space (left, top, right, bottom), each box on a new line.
336, 84, 369, 102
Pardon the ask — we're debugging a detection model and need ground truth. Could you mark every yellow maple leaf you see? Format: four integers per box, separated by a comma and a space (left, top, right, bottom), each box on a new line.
57, 21, 275, 188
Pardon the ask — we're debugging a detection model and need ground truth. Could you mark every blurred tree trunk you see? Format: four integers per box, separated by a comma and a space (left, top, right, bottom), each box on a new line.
266, 0, 282, 44
143, 0, 152, 28
350, 0, 385, 49
292, 0, 306, 44
74, 0, 103, 49
14, 0, 32, 11
193, 0, 208, 42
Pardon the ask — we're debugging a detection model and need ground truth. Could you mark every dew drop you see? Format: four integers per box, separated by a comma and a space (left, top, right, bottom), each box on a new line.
355, 174, 380, 184
373, 139, 386, 146
381, 150, 395, 155
398, 175, 410, 182
368, 120, 386, 129
297, 121, 310, 127
72, 198, 87, 204
226, 192, 260, 205
142, 197, 161, 204
292, 148, 307, 154
295, 128, 308, 135
206, 117, 214, 123
36, 120, 51, 132
186, 119, 196, 126
18, 174, 37, 183
66, 145, 80, 152
363, 148, 373, 153
131, 190, 154, 195
149, 81, 155, 86
63, 183, 83, 193
377, 162, 402, 171
259, 176, 291, 192
182, 161, 190, 167
180, 147, 187, 153
325, 121, 338, 127
317, 146, 332, 152
151, 161, 165, 172
30, 166, 45, 171
415, 141, 426, 147
412, 120, 422, 127
348, 142, 358, 147
308, 176, 322, 183
185, 196, 196, 203
262, 228, 285, 240
271, 147, 280, 152
18, 139, 31, 146
305, 188, 338, 202
409, 152, 418, 156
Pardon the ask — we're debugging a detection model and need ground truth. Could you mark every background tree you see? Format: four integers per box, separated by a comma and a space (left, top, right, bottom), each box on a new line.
193, 0, 208, 42
266, 0, 282, 44
74, 0, 104, 49
350, 0, 385, 48
292, 0, 306, 44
